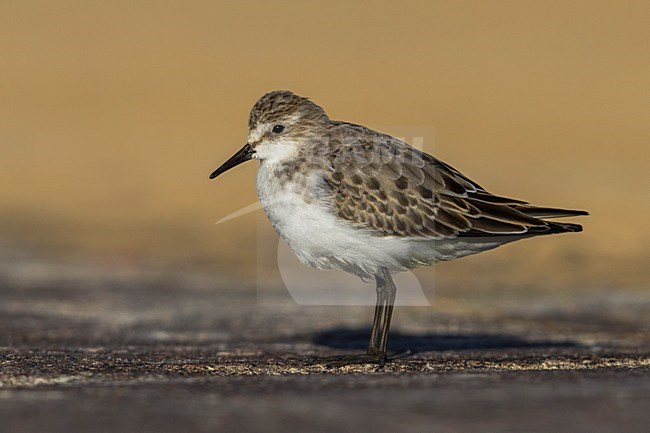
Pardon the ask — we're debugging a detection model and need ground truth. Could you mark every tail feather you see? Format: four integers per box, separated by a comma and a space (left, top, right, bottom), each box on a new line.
460, 205, 587, 237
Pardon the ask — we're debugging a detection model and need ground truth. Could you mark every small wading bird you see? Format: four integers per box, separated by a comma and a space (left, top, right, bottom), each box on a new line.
210, 90, 587, 366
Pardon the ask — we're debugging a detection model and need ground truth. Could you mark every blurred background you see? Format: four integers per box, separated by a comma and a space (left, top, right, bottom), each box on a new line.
1, 0, 648, 293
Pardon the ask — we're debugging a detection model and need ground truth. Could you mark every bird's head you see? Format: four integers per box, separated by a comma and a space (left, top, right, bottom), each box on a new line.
210, 90, 329, 179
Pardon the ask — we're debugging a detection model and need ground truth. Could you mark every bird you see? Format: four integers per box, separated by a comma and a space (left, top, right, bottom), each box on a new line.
209, 90, 588, 366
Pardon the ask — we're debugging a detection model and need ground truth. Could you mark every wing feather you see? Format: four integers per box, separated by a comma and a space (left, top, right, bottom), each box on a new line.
321, 122, 584, 239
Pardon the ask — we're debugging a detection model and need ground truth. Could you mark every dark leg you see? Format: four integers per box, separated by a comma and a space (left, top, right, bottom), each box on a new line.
377, 267, 397, 357
368, 267, 396, 364
308, 267, 397, 367
367, 271, 388, 354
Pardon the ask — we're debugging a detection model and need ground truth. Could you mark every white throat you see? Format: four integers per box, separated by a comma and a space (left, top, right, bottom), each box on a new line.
254, 139, 301, 165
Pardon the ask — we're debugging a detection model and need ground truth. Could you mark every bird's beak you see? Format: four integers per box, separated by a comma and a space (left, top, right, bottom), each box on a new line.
209, 143, 255, 179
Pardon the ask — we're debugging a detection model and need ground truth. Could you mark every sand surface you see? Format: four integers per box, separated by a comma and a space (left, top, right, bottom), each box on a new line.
1, 251, 648, 433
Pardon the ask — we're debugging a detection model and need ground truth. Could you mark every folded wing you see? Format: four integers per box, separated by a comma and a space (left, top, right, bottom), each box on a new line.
322, 122, 587, 239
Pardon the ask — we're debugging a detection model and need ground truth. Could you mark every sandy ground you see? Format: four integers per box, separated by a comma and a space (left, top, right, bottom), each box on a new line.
1, 249, 649, 433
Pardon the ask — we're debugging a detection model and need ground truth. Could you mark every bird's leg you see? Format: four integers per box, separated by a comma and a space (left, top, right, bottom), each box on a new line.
367, 272, 388, 355
306, 267, 397, 368
366, 267, 396, 364
377, 267, 397, 358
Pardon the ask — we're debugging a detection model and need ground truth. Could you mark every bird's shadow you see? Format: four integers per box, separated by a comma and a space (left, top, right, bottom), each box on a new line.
312, 327, 578, 354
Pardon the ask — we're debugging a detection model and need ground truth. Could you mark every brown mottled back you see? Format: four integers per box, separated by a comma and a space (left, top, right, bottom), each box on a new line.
319, 122, 584, 239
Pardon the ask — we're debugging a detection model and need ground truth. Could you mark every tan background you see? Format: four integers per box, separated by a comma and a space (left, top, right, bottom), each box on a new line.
0, 0, 648, 287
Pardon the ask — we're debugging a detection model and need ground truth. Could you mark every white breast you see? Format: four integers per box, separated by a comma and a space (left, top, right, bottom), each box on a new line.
256, 162, 415, 277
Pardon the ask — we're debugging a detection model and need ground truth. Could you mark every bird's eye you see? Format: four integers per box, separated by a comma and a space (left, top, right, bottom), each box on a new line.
272, 124, 285, 134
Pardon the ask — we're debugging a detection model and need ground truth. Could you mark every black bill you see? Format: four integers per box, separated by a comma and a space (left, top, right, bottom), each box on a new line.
209, 143, 255, 179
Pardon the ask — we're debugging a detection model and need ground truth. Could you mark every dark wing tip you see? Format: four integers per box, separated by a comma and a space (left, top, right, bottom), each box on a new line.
549, 221, 583, 233
529, 221, 584, 235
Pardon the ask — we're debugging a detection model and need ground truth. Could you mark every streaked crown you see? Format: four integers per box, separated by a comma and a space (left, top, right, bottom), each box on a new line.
248, 90, 329, 131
